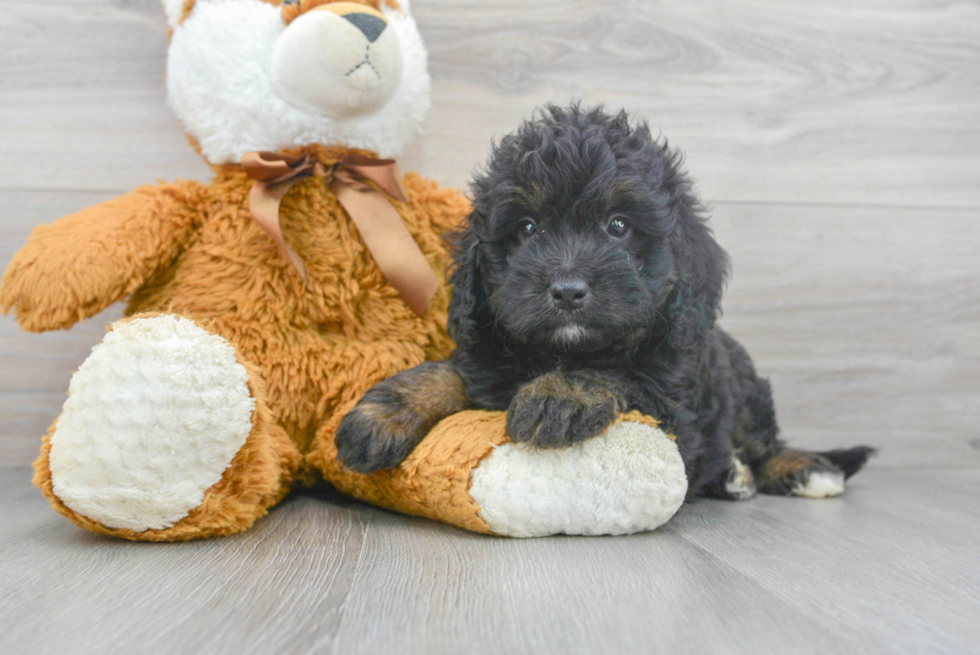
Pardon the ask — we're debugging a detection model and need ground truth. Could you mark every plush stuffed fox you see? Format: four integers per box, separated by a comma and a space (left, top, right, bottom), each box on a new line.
0, 0, 687, 541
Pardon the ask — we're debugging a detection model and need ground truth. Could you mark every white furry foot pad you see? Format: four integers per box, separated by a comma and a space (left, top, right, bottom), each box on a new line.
49, 315, 256, 532
756, 448, 859, 499
792, 470, 845, 498
723, 456, 758, 500
469, 419, 687, 537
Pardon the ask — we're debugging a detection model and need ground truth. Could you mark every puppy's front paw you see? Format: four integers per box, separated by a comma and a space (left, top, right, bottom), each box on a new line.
506, 373, 619, 448
335, 402, 426, 473
336, 361, 470, 473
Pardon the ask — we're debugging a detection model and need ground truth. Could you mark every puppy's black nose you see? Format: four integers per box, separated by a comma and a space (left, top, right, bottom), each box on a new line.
550, 278, 590, 311
343, 13, 387, 42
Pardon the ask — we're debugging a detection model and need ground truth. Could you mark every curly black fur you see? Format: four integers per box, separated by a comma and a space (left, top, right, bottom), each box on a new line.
338, 104, 874, 498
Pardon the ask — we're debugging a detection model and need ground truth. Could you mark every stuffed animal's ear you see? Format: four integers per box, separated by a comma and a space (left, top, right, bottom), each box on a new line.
162, 0, 190, 29
447, 218, 487, 349
664, 206, 730, 352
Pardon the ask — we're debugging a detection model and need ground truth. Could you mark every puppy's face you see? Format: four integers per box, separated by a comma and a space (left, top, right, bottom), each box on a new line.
462, 107, 691, 354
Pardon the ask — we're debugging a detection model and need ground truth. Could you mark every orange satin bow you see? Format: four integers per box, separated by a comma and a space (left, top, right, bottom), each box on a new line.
241, 151, 440, 316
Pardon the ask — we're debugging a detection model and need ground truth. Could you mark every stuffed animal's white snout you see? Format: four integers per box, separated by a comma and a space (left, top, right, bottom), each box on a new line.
165, 0, 430, 163
271, 2, 403, 119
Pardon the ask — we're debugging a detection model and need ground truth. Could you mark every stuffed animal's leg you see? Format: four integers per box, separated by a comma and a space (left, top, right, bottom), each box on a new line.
33, 314, 301, 541
314, 408, 688, 537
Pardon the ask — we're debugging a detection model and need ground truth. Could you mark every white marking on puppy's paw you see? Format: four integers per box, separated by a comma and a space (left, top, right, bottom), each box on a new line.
49, 315, 255, 532
470, 420, 688, 537
725, 456, 757, 500
793, 471, 845, 498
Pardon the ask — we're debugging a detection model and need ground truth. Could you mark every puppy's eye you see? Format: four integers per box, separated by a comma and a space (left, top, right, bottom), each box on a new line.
517, 219, 537, 239
607, 216, 631, 239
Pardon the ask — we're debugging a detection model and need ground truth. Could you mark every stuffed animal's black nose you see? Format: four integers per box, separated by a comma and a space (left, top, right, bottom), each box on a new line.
550, 278, 590, 311
343, 13, 387, 42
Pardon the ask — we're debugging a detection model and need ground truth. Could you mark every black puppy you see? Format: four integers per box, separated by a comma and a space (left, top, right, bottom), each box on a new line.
336, 104, 873, 500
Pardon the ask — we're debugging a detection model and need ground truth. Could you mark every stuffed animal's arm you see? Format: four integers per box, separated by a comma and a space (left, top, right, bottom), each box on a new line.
0, 181, 209, 332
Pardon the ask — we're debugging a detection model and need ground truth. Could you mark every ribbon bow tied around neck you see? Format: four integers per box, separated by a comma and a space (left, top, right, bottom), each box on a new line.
240, 151, 441, 316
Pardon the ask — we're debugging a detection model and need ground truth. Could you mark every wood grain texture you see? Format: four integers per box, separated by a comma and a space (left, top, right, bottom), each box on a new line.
0, 470, 370, 655
415, 0, 980, 207
1, 1, 977, 204
712, 203, 980, 468
2, 465, 978, 654
1, 0, 979, 652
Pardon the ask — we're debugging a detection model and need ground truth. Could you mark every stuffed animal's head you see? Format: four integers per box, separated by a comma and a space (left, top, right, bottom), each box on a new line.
163, 0, 429, 164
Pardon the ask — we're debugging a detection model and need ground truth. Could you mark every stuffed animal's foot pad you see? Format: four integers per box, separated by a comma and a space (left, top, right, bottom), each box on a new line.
470, 418, 687, 537
48, 315, 255, 532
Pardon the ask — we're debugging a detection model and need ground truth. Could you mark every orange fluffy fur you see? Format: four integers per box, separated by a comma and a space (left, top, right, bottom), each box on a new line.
2, 145, 493, 540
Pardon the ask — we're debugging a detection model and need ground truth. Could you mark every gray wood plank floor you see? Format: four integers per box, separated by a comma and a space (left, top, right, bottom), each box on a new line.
2, 465, 978, 654
1, 0, 978, 653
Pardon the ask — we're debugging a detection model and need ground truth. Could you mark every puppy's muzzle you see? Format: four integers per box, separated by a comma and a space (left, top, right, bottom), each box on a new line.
550, 277, 590, 312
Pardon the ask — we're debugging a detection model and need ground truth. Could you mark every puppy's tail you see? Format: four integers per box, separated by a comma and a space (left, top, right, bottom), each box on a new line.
755, 445, 876, 497
820, 446, 877, 479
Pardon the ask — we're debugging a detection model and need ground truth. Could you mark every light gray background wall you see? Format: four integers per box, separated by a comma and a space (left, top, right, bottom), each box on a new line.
2, 2, 979, 654
2, 0, 977, 466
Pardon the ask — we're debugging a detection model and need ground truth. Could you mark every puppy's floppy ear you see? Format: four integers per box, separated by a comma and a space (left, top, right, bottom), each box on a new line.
664, 204, 730, 351
447, 216, 488, 349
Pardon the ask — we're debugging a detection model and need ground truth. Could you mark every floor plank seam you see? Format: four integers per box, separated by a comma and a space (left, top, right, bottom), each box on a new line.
322, 513, 374, 655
